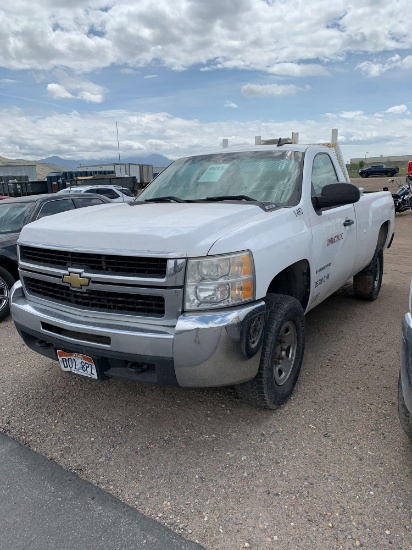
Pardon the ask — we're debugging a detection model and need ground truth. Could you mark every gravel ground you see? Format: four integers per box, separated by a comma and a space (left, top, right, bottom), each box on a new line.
1, 177, 412, 549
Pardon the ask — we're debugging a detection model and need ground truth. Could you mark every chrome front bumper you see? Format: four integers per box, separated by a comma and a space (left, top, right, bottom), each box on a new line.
11, 281, 265, 387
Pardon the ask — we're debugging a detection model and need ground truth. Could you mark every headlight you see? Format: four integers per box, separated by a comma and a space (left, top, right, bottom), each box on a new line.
184, 251, 255, 310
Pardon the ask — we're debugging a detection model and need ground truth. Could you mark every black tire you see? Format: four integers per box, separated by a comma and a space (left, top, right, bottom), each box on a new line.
353, 249, 383, 301
235, 294, 306, 409
0, 266, 15, 322
398, 374, 412, 439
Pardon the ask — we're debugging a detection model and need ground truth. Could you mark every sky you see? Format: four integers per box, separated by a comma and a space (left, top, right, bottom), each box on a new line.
0, 0, 411, 163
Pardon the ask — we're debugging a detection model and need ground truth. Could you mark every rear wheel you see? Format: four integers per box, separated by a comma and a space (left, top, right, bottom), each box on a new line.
353, 249, 383, 301
235, 294, 305, 409
0, 266, 15, 322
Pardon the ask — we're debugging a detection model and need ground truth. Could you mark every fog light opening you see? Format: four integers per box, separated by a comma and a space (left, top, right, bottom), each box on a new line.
127, 361, 150, 373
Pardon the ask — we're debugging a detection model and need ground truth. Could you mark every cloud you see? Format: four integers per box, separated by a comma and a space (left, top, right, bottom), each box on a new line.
324, 110, 367, 120
143, 74, 158, 79
0, 105, 411, 164
385, 104, 410, 114
267, 63, 329, 77
0, 1, 411, 73
47, 83, 75, 100
224, 100, 238, 109
241, 83, 305, 98
46, 70, 106, 103
356, 54, 412, 77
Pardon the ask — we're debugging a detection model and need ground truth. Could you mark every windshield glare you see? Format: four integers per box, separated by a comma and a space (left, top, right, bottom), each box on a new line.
0, 203, 32, 234
139, 150, 303, 205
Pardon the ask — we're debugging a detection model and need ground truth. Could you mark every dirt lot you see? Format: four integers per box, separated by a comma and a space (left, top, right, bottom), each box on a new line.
1, 177, 412, 549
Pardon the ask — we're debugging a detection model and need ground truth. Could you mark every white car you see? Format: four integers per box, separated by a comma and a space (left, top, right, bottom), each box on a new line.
57, 184, 135, 202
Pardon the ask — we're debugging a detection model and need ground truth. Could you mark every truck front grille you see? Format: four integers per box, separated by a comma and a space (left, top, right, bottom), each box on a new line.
20, 246, 167, 278
24, 277, 165, 317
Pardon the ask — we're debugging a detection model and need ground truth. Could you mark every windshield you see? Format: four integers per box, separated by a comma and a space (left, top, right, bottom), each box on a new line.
139, 150, 303, 205
0, 202, 32, 234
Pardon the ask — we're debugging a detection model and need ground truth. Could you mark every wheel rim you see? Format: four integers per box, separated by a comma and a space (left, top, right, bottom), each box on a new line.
373, 254, 381, 291
0, 276, 10, 313
272, 321, 297, 386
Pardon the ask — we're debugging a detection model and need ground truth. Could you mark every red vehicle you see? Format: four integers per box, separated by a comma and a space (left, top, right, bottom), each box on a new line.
0, 195, 9, 200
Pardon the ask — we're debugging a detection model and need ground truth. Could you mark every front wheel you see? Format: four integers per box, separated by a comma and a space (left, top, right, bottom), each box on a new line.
0, 266, 15, 322
235, 294, 306, 409
353, 249, 383, 301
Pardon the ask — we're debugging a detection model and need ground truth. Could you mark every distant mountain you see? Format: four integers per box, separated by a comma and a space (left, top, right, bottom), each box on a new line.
39, 154, 172, 170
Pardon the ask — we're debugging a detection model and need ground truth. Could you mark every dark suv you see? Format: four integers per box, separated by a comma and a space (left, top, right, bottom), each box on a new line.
0, 193, 111, 321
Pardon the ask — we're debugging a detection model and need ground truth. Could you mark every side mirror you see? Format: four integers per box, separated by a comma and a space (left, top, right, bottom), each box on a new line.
313, 183, 360, 210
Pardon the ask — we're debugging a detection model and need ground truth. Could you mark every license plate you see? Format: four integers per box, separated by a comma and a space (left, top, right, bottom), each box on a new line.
57, 350, 98, 379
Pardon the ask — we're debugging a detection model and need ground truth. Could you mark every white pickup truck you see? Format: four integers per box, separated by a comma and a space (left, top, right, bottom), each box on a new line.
10, 140, 395, 409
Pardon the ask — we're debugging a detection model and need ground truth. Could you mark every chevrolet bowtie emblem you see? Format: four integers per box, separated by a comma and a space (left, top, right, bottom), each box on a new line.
62, 271, 90, 289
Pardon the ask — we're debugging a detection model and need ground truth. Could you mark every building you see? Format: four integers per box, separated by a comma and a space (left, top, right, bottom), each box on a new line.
0, 164, 37, 181
77, 162, 153, 184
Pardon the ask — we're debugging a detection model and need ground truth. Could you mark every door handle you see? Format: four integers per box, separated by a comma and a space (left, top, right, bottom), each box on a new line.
343, 219, 354, 226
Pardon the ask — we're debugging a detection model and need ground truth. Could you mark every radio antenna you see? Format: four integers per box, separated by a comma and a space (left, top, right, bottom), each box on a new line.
116, 121, 121, 162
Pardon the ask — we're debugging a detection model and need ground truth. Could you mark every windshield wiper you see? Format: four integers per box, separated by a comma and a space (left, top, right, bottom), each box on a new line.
144, 196, 186, 203
204, 195, 256, 202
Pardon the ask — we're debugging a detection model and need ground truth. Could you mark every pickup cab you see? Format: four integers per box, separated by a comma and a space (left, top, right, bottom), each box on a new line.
359, 164, 399, 178
10, 142, 395, 409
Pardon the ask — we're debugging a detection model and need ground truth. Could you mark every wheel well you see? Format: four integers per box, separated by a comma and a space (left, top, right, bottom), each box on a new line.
0, 258, 18, 282
266, 260, 311, 310
377, 222, 389, 250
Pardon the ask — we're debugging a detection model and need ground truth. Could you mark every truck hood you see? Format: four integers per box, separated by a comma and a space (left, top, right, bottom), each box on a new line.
19, 202, 268, 257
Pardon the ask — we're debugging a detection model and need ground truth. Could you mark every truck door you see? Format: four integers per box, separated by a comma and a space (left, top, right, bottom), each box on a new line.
308, 153, 357, 305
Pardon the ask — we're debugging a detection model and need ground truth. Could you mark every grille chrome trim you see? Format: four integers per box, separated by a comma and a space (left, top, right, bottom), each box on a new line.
18, 245, 187, 287
24, 276, 165, 317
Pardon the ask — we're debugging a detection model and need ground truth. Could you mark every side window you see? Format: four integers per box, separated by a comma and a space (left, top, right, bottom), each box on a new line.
93, 188, 119, 199
36, 199, 76, 219
76, 197, 106, 207
311, 153, 338, 196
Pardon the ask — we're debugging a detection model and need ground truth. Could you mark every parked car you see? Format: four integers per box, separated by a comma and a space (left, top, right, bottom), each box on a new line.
57, 184, 135, 202
0, 195, 9, 200
358, 164, 399, 178
0, 193, 111, 322
399, 278, 412, 439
